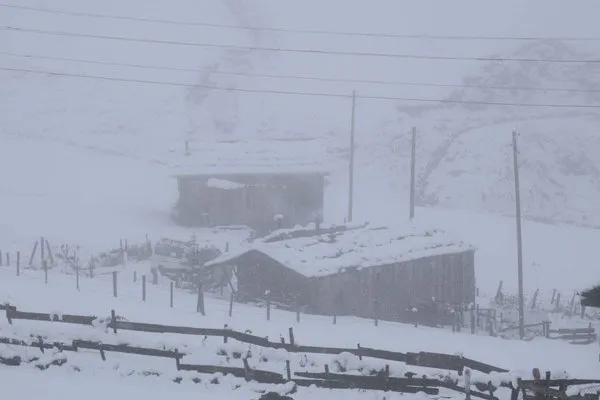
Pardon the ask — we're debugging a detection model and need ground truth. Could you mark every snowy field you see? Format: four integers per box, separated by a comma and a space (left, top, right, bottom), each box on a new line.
2, 0, 600, 397
1, 265, 599, 399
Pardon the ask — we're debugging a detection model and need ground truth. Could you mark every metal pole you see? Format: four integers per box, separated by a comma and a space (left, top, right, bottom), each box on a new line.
348, 90, 356, 223
512, 130, 525, 339
409, 127, 417, 220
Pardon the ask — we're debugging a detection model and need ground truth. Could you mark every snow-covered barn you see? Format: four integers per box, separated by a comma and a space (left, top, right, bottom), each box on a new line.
206, 223, 476, 323
171, 139, 329, 234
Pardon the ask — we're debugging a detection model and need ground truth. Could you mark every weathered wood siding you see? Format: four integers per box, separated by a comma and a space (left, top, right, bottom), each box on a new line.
233, 250, 312, 306
175, 173, 325, 234
307, 250, 476, 322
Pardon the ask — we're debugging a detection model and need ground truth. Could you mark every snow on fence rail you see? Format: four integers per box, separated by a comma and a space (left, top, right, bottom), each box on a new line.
2, 303, 599, 400
0, 303, 505, 375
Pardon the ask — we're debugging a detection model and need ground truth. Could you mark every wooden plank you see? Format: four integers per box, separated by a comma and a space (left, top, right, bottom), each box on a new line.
73, 340, 183, 359
179, 363, 284, 383
549, 328, 595, 335
10, 310, 97, 325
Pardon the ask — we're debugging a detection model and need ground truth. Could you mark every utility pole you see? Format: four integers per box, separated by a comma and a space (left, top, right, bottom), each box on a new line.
409, 127, 417, 220
348, 90, 356, 223
512, 130, 525, 340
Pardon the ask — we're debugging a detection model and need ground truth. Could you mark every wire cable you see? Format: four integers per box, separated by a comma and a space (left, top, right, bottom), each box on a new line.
3, 65, 600, 109
2, 3, 600, 42
2, 51, 599, 93
3, 25, 600, 64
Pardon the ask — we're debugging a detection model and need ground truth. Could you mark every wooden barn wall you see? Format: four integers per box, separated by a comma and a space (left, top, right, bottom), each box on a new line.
234, 250, 312, 305
175, 174, 324, 232
307, 250, 476, 321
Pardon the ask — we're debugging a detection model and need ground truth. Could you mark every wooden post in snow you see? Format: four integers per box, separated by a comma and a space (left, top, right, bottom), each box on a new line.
196, 283, 205, 315
142, 275, 146, 302
28, 241, 38, 266
112, 271, 118, 298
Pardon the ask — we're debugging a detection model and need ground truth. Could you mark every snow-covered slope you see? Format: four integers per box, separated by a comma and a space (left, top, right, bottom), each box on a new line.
2, 1, 600, 227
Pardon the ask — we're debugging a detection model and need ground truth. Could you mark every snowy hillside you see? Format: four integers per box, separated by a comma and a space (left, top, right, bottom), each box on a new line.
2, 1, 600, 227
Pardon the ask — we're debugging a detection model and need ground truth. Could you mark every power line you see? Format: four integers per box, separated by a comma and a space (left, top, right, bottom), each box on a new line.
2, 3, 600, 42
3, 65, 600, 109
3, 25, 600, 64
2, 51, 600, 93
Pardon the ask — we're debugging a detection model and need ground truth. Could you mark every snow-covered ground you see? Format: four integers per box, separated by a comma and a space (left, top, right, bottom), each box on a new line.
1, 265, 598, 400
2, 0, 600, 396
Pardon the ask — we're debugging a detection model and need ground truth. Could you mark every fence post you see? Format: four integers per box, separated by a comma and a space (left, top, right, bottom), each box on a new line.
75, 263, 79, 290
228, 291, 234, 317
112, 271, 118, 298
110, 309, 117, 334
45, 239, 53, 266
16, 251, 20, 276
170, 281, 174, 308
555, 293, 561, 311
28, 241, 38, 267
464, 368, 471, 400
288, 327, 295, 347
296, 297, 301, 323
196, 283, 205, 315
531, 289, 539, 310
142, 275, 146, 302
470, 305, 475, 334
43, 260, 48, 284
223, 324, 228, 343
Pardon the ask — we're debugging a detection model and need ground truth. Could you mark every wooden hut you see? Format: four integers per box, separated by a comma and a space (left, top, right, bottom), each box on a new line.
206, 223, 476, 322
171, 138, 329, 235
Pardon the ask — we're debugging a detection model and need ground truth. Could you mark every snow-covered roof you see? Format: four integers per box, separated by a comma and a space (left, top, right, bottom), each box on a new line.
206, 223, 475, 278
172, 138, 331, 176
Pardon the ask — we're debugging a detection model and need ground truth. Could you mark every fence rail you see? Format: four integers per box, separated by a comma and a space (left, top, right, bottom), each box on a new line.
1, 303, 505, 374
2, 302, 599, 400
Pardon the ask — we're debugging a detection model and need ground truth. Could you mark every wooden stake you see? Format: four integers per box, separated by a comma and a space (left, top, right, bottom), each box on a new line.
112, 271, 118, 298
43, 260, 48, 284
196, 284, 205, 315
170, 281, 174, 308
28, 241, 38, 266
142, 275, 146, 302
16, 251, 20, 276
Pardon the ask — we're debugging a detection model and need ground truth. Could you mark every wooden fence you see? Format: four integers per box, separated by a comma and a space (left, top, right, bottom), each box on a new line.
2, 303, 599, 399
0, 302, 507, 398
